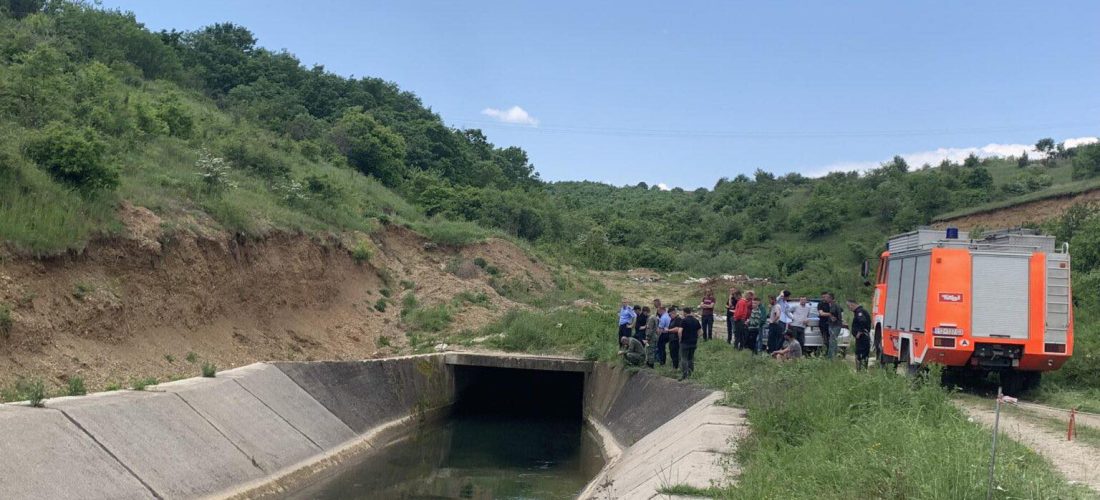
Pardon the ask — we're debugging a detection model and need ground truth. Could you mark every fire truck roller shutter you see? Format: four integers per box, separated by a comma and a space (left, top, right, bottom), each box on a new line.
1046, 253, 1070, 345
897, 256, 917, 331
885, 257, 903, 329
911, 254, 931, 332
972, 254, 1030, 339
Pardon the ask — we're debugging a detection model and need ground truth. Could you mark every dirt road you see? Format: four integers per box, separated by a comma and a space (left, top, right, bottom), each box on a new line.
956, 398, 1100, 495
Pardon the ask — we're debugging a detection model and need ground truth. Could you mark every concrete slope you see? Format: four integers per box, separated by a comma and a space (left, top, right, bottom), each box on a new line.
219, 363, 356, 449
0, 406, 153, 500
155, 375, 322, 474
586, 364, 711, 446
51, 390, 265, 499
274, 356, 452, 433
581, 392, 749, 499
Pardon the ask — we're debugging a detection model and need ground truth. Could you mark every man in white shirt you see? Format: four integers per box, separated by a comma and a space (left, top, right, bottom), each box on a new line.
788, 296, 812, 348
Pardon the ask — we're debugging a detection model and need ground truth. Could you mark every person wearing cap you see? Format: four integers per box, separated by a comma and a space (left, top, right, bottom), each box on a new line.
847, 298, 872, 370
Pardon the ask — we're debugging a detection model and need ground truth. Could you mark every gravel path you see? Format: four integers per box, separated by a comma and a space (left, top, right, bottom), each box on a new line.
956, 399, 1100, 494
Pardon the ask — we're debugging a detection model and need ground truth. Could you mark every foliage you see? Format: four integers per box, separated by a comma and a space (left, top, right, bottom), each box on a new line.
1072, 142, 1100, 180
131, 377, 158, 390
200, 362, 216, 377
65, 376, 86, 396
403, 301, 453, 333
2, 377, 46, 406
351, 243, 371, 264
195, 148, 237, 194
185, 351, 198, 363
373, 298, 387, 312
24, 123, 117, 191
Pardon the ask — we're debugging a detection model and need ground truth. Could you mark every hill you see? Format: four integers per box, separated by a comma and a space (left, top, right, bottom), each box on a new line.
1, 2, 1099, 395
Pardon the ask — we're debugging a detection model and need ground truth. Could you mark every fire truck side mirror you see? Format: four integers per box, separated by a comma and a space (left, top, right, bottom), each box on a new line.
860, 259, 871, 279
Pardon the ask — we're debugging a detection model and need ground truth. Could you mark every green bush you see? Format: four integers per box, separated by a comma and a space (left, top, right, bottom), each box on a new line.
2, 378, 47, 406
24, 124, 118, 191
222, 141, 290, 180
374, 298, 387, 312
351, 243, 372, 264
66, 376, 86, 396
201, 361, 216, 377
185, 351, 199, 363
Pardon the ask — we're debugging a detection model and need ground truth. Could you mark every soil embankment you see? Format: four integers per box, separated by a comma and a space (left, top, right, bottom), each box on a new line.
0, 205, 553, 393
933, 188, 1100, 231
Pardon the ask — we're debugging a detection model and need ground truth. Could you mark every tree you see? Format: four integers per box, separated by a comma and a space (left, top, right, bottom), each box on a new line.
1035, 138, 1055, 156
330, 107, 406, 185
962, 153, 981, 168
1, 0, 44, 19
1072, 143, 1100, 180
963, 166, 993, 189
1017, 151, 1029, 168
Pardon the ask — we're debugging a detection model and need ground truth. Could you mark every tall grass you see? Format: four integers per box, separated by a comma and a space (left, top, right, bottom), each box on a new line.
690, 343, 1085, 498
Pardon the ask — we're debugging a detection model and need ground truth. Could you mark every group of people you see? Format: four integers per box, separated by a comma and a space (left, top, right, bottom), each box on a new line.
617, 287, 874, 376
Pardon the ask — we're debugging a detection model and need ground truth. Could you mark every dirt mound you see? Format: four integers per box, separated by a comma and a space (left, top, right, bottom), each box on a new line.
0, 212, 553, 393
934, 189, 1100, 231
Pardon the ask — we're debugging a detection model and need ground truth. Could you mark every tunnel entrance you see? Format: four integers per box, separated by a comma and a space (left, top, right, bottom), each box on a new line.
451, 364, 585, 420
284, 363, 602, 500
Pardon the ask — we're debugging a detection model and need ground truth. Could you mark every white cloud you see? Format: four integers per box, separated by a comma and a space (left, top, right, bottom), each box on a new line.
480, 105, 539, 126
656, 182, 671, 191
807, 136, 1099, 177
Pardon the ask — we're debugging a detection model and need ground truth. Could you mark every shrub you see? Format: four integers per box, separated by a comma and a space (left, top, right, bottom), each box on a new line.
185, 351, 199, 363
201, 362, 217, 378
25, 379, 45, 407
0, 303, 11, 338
222, 141, 290, 180
374, 298, 387, 312
3, 378, 47, 406
66, 377, 86, 396
351, 243, 372, 264
196, 148, 237, 194
104, 382, 121, 391
155, 93, 194, 138
380, 288, 392, 298
473, 257, 488, 269
131, 377, 158, 390
24, 124, 118, 191
164, 354, 175, 363
377, 335, 392, 348
400, 280, 416, 290
304, 174, 344, 204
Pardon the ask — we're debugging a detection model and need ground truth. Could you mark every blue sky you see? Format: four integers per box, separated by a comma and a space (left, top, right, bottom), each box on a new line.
105, 1, 1100, 188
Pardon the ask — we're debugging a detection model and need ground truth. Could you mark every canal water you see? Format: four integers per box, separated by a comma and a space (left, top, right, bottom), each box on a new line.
285, 414, 605, 499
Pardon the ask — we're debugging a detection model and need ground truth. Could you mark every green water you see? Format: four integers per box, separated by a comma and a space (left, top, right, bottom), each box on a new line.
286, 415, 605, 500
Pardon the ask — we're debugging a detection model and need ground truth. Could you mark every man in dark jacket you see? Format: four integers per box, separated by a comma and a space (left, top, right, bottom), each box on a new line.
678, 307, 702, 380
847, 298, 872, 370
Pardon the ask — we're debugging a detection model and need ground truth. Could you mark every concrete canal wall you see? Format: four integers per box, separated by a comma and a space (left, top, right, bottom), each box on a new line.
0, 353, 743, 499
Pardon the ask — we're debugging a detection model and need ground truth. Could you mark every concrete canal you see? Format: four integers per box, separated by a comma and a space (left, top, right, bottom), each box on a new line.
0, 353, 746, 499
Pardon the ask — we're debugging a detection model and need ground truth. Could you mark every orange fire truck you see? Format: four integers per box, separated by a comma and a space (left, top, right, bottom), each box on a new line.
869, 228, 1072, 393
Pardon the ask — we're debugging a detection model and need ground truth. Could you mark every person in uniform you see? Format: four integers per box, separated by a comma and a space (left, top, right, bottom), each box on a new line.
847, 298, 872, 370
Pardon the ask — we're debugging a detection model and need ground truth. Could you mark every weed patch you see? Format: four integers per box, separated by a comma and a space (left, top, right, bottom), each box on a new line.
201, 362, 216, 377
131, 377, 158, 390
65, 376, 86, 396
185, 351, 198, 363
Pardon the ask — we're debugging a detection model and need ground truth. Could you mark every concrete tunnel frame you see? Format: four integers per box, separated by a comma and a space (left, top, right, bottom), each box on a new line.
0, 352, 748, 499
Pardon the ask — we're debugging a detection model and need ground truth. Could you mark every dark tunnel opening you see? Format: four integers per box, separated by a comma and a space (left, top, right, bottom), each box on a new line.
450, 365, 585, 420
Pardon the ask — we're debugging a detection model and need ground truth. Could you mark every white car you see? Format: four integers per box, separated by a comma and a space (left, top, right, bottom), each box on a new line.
801, 299, 850, 355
